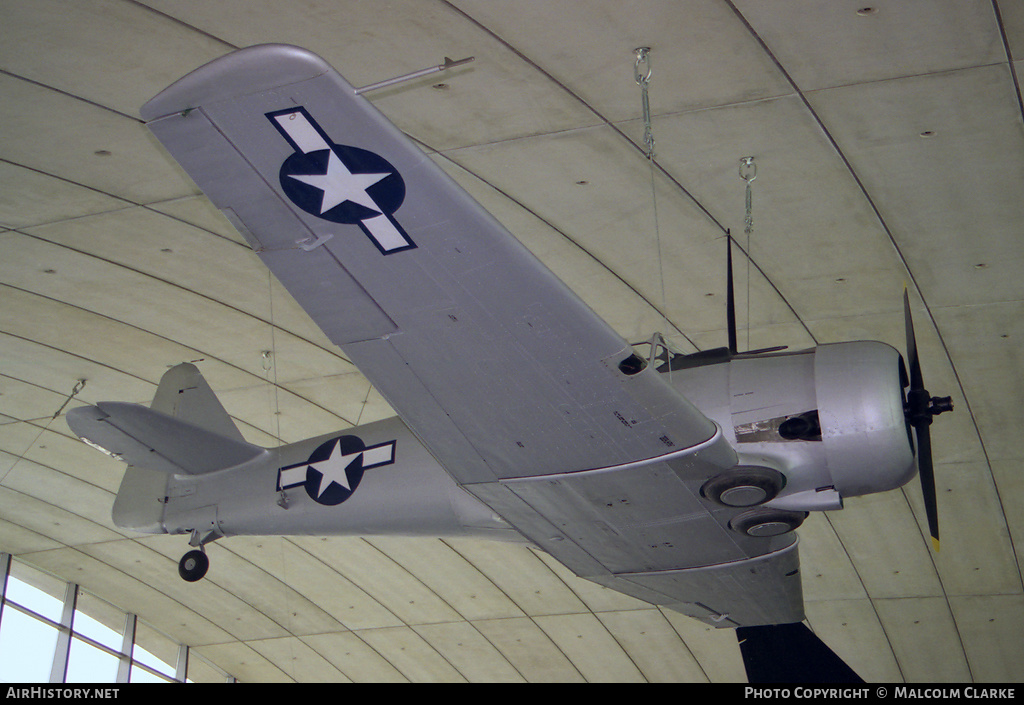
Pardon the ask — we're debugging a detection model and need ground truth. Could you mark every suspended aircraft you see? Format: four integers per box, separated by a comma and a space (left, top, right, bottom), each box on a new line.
66, 44, 952, 681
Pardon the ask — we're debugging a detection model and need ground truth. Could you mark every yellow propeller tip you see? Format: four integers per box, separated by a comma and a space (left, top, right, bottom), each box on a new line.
931, 537, 940, 552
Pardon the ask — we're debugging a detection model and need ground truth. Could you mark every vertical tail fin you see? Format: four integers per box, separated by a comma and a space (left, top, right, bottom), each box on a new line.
108, 363, 245, 533
150, 363, 246, 442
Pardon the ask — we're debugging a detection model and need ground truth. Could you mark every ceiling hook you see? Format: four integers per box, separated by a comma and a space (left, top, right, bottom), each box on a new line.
634, 47, 652, 86
739, 156, 757, 183
634, 48, 655, 158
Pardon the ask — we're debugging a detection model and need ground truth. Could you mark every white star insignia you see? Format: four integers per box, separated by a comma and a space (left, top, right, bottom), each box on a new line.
288, 150, 390, 214
307, 439, 363, 499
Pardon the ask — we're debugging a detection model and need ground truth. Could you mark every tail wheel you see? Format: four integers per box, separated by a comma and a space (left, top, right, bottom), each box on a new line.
178, 549, 209, 582
701, 466, 785, 507
729, 508, 807, 538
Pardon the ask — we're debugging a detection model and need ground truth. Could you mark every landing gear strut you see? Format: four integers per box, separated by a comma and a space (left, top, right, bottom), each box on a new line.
178, 527, 220, 582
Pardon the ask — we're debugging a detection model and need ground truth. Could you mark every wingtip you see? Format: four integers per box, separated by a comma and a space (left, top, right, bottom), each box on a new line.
141, 44, 333, 121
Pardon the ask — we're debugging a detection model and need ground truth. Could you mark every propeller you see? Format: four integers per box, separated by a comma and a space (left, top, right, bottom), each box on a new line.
902, 289, 953, 551
727, 229, 738, 355
737, 622, 863, 683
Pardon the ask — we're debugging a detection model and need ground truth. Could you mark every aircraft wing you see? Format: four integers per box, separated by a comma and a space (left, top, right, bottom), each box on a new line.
140, 44, 804, 626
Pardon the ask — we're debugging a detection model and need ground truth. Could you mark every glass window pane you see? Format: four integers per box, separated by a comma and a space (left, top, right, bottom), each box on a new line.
66, 636, 119, 683
6, 565, 65, 623
73, 591, 124, 652
0, 608, 58, 683
133, 622, 177, 677
130, 663, 173, 683
2, 559, 234, 683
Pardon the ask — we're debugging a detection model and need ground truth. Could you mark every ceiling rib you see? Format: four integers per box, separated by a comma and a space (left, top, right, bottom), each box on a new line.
991, 0, 1024, 124
440, 0, 815, 349
0, 69, 143, 124
724, 2, 1010, 545
723, 2, 1006, 679
125, 0, 239, 52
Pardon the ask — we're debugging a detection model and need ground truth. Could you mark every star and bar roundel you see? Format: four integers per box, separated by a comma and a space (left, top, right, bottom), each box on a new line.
266, 106, 416, 255
277, 435, 397, 506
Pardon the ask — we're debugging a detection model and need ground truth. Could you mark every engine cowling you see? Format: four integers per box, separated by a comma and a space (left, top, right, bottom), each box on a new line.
666, 340, 915, 516
814, 341, 915, 498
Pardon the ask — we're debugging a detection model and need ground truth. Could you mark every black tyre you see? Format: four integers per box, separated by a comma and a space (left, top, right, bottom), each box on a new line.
729, 508, 807, 538
701, 467, 785, 507
178, 549, 209, 582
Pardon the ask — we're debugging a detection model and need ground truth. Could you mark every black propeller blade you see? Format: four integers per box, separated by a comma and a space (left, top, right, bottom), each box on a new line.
737, 622, 864, 683
902, 289, 953, 551
727, 229, 738, 355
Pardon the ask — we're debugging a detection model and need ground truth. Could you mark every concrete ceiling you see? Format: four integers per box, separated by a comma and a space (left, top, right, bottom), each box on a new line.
1, 0, 1022, 683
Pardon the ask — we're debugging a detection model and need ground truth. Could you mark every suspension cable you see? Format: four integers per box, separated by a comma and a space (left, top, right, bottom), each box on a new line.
739, 156, 757, 352
634, 47, 671, 367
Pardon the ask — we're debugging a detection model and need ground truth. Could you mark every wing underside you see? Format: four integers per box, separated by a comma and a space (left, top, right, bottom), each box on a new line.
140, 44, 804, 626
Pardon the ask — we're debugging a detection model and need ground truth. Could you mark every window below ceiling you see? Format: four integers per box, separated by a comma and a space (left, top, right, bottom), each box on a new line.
0, 554, 235, 684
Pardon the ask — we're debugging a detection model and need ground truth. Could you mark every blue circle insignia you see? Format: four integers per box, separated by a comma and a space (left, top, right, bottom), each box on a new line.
302, 435, 367, 506
279, 145, 406, 224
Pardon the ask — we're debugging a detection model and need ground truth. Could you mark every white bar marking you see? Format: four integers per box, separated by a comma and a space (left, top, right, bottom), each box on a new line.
362, 214, 409, 252
362, 443, 396, 467
274, 111, 330, 154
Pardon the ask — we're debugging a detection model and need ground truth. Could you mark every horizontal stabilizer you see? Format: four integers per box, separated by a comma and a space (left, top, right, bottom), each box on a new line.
67, 402, 265, 475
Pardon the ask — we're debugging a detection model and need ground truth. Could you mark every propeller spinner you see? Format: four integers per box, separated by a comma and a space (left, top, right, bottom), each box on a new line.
902, 289, 954, 551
